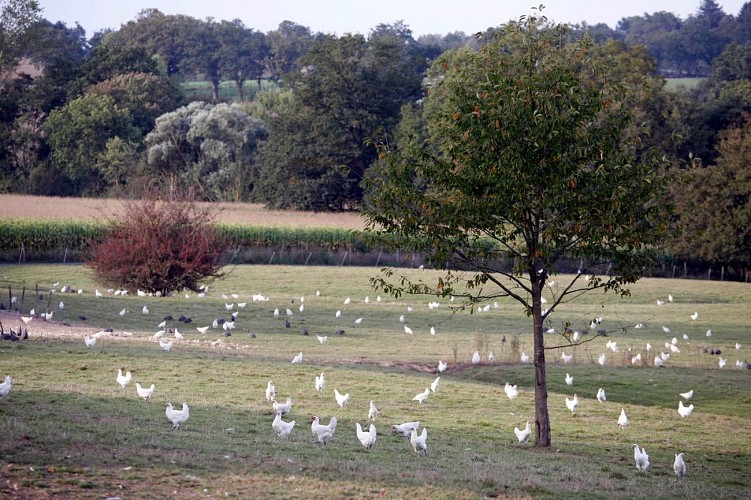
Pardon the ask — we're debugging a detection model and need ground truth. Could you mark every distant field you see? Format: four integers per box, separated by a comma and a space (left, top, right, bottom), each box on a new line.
181, 79, 278, 101
0, 194, 366, 230
664, 77, 704, 92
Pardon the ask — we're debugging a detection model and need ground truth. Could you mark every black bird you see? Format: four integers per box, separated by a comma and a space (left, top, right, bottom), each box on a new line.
164, 315, 174, 321
301, 328, 309, 336
285, 318, 291, 328
79, 315, 87, 321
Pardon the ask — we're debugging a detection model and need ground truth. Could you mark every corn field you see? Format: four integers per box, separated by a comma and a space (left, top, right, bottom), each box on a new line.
0, 220, 381, 260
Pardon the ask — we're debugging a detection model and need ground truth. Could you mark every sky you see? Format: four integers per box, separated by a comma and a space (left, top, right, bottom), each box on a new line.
38, 0, 748, 38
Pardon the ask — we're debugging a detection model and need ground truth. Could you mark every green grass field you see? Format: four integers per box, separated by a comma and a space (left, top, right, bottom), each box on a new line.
664, 77, 704, 92
0, 265, 749, 498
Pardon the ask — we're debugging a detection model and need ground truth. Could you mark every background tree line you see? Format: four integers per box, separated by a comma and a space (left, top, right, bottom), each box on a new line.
0, 0, 749, 274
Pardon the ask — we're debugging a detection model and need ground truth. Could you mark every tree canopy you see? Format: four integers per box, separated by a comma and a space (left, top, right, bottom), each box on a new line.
363, 13, 672, 446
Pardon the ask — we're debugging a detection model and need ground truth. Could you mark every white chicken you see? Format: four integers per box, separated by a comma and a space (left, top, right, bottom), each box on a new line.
565, 373, 573, 386
315, 373, 326, 393
412, 387, 430, 404
565, 394, 579, 414
0, 375, 12, 400
410, 427, 428, 456
368, 400, 379, 421
142, 305, 149, 315
596, 388, 606, 403
678, 400, 694, 418
690, 311, 698, 321
196, 326, 209, 334
356, 422, 377, 450
265, 380, 276, 402
598, 353, 607, 366
430, 376, 440, 393
514, 420, 531, 443
334, 388, 350, 408
166, 402, 190, 430
135, 383, 155, 401
618, 408, 629, 428
632, 444, 650, 471
520, 352, 530, 364
403, 325, 413, 335
316, 335, 328, 344
718, 357, 727, 368
84, 335, 96, 348
159, 338, 173, 351
311, 415, 337, 444
437, 360, 447, 373
561, 352, 573, 364
654, 355, 664, 367
272, 412, 296, 439
673, 452, 687, 477
392, 421, 419, 438
272, 397, 292, 416
631, 353, 642, 365
679, 389, 693, 400
472, 351, 481, 364
291, 352, 303, 364
116, 368, 132, 389
736, 359, 744, 368
487, 351, 495, 363
504, 382, 518, 400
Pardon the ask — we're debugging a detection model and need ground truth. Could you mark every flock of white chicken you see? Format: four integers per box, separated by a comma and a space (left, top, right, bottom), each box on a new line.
3, 281, 747, 476
263, 373, 431, 454
546, 292, 747, 475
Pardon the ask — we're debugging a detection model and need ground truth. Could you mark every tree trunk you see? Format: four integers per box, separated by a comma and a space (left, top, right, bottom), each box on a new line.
236, 80, 245, 102
532, 275, 551, 447
211, 79, 220, 102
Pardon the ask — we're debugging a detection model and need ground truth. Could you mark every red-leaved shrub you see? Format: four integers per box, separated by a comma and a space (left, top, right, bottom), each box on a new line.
87, 198, 227, 295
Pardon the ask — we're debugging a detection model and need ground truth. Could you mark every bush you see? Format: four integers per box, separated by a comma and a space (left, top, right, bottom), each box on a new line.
87, 198, 227, 295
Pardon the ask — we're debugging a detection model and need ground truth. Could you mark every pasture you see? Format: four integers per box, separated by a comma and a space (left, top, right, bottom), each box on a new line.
0, 264, 750, 498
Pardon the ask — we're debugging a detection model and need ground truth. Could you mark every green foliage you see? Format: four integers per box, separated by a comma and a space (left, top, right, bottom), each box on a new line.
0, 0, 41, 76
671, 119, 751, 267
144, 101, 267, 201
44, 93, 138, 195
255, 28, 428, 211
87, 71, 183, 134
75, 34, 161, 91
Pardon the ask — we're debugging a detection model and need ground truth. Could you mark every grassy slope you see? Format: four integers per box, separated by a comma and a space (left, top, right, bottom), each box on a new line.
0, 264, 749, 498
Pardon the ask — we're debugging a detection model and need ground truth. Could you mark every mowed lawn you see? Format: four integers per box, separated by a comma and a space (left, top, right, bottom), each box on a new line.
0, 264, 749, 498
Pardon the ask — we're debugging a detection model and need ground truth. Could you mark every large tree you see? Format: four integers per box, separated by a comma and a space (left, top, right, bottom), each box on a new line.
45, 93, 137, 195
363, 13, 671, 447
256, 27, 428, 210
671, 119, 751, 272
144, 101, 267, 201
216, 19, 269, 100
